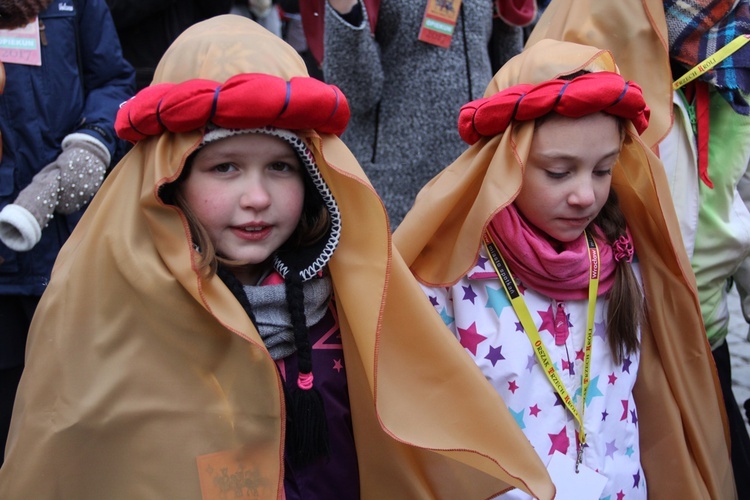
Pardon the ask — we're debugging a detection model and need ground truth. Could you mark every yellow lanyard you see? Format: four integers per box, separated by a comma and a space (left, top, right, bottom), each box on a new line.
483, 232, 599, 471
673, 34, 750, 90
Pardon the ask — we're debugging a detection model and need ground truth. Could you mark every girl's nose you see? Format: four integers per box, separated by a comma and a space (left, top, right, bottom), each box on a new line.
239, 178, 272, 210
568, 179, 596, 207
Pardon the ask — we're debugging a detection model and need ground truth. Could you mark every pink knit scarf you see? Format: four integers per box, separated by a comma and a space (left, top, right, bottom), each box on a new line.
486, 204, 617, 300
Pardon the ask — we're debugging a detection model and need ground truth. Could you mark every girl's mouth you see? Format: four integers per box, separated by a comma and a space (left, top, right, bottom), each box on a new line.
232, 225, 271, 240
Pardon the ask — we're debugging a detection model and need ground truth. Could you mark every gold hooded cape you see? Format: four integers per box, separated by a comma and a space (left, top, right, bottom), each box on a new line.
525, 0, 673, 151
394, 39, 734, 499
0, 15, 555, 499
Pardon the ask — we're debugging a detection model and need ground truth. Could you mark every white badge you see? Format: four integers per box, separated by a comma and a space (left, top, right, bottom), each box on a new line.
0, 18, 42, 66
547, 452, 607, 500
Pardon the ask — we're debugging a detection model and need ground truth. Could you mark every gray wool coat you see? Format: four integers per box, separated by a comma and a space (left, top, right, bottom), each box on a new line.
323, 0, 522, 226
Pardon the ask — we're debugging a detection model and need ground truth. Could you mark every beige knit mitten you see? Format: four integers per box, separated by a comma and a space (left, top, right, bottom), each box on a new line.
0, 134, 109, 251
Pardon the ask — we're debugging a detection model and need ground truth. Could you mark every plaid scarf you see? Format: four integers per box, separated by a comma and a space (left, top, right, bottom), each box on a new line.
664, 0, 750, 114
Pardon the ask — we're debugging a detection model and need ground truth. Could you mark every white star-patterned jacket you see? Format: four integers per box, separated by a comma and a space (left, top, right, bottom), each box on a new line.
422, 248, 646, 500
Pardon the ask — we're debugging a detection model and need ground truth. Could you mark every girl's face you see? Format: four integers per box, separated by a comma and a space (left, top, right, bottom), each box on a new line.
181, 133, 306, 284
514, 112, 621, 243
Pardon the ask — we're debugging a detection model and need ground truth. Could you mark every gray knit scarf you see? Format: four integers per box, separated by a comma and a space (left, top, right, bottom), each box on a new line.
243, 275, 332, 360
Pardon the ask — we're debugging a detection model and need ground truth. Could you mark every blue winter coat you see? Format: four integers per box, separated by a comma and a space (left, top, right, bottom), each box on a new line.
0, 0, 135, 296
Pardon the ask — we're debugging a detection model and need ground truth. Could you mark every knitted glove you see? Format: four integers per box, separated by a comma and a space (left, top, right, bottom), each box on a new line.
0, 134, 109, 252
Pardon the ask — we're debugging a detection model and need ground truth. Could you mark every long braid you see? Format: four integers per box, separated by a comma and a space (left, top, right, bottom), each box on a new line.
593, 190, 643, 363
283, 265, 330, 465
286, 268, 313, 375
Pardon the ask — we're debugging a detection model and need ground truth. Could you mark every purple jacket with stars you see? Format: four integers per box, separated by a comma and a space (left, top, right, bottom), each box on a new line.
423, 248, 646, 500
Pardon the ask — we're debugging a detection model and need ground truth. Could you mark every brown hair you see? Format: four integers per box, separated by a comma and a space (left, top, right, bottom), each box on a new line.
592, 189, 643, 363
0, 0, 52, 30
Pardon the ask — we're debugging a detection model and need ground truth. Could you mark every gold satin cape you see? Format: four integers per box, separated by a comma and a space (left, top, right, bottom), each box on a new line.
0, 15, 555, 500
525, 2, 736, 497
525, 0, 673, 151
394, 39, 734, 499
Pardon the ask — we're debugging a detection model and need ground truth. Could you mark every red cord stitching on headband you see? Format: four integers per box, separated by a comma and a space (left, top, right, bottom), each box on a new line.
278, 82, 291, 119
208, 85, 222, 123
326, 89, 340, 126
612, 82, 629, 106
155, 98, 165, 130
509, 92, 526, 123
115, 74, 351, 142
553, 81, 570, 108
127, 113, 144, 139
458, 72, 650, 145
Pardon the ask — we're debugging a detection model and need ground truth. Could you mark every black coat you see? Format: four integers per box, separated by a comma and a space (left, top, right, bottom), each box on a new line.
106, 0, 233, 90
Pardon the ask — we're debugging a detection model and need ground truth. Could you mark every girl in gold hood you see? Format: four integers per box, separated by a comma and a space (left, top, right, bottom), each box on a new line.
395, 39, 734, 499
0, 14, 559, 500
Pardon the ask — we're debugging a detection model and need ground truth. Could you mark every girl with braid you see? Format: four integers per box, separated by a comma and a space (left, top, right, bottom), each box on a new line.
0, 14, 562, 500
395, 39, 734, 499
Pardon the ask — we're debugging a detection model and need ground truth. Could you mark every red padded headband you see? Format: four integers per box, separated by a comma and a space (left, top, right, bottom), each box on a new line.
458, 72, 650, 145
115, 73, 350, 142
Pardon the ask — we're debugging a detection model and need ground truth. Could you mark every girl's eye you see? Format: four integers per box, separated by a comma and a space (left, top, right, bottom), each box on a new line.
269, 161, 299, 172
213, 163, 236, 173
594, 169, 613, 177
545, 170, 568, 179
